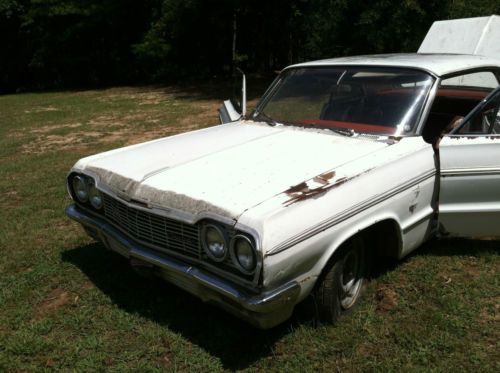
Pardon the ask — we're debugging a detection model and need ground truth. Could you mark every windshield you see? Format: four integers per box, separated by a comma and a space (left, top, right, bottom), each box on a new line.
253, 67, 435, 136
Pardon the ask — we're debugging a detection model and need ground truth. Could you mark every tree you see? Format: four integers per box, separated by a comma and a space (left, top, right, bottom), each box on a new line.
1, 0, 498, 92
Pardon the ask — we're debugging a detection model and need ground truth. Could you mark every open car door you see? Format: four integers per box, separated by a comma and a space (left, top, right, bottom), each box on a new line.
438, 86, 500, 237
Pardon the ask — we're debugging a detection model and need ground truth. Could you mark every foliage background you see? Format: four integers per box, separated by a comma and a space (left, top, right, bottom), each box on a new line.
1, 0, 499, 93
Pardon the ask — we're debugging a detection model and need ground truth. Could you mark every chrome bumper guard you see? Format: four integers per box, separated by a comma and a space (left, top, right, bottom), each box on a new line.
66, 204, 300, 328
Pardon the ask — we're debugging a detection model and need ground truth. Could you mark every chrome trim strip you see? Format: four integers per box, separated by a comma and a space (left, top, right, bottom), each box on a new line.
267, 169, 436, 256
66, 204, 300, 328
441, 167, 500, 177
415, 77, 440, 135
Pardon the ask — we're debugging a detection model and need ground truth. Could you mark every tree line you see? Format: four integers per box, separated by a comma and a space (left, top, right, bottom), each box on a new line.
1, 0, 498, 93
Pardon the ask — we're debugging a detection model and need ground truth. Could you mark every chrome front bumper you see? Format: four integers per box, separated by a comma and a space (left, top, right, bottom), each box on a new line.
66, 204, 300, 328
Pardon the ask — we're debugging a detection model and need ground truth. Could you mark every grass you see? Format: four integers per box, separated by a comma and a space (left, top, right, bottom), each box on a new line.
0, 83, 498, 372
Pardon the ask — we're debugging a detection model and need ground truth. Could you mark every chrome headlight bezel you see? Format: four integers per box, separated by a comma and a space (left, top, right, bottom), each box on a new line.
230, 234, 257, 275
72, 175, 90, 203
68, 173, 103, 212
88, 181, 103, 210
201, 223, 229, 262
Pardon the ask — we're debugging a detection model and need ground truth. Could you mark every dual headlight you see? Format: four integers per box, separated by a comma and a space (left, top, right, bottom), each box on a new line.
201, 223, 257, 275
69, 174, 103, 211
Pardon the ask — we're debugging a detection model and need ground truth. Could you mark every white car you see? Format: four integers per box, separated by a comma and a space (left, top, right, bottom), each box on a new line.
66, 17, 500, 328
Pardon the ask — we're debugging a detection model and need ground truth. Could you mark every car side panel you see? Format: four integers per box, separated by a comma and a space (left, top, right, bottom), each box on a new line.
439, 136, 500, 236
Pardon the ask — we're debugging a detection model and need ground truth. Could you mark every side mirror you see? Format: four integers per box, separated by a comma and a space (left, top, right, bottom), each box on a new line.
218, 68, 246, 124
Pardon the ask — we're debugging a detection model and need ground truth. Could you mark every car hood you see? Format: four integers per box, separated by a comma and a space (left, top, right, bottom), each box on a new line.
74, 121, 392, 220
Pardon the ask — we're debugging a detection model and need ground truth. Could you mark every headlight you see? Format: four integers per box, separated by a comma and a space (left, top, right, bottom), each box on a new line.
72, 175, 89, 203
89, 182, 103, 210
230, 235, 257, 274
201, 224, 228, 262
70, 174, 103, 211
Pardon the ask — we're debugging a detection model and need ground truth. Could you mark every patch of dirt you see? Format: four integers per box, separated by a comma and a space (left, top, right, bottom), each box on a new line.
18, 87, 234, 154
87, 115, 123, 127
179, 112, 218, 127
356, 342, 383, 357
22, 133, 94, 153
124, 128, 176, 145
31, 122, 83, 134
52, 219, 77, 232
34, 288, 74, 319
0, 190, 22, 209
96, 87, 175, 106
479, 298, 499, 324
81, 280, 95, 290
463, 261, 483, 279
21, 129, 132, 154
24, 106, 60, 114
375, 285, 398, 312
22, 123, 203, 153
158, 338, 174, 368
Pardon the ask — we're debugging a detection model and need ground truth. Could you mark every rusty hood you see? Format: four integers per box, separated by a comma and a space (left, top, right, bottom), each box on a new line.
73, 121, 391, 220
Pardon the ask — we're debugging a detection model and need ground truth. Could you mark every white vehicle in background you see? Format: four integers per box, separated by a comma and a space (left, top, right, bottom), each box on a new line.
66, 16, 500, 328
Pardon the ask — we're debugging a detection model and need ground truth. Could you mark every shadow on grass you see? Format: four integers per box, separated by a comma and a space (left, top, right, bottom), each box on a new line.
371, 237, 500, 279
417, 237, 500, 257
61, 237, 499, 369
61, 242, 298, 370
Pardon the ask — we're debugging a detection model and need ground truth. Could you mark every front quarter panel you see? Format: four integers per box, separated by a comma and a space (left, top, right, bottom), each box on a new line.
238, 137, 436, 297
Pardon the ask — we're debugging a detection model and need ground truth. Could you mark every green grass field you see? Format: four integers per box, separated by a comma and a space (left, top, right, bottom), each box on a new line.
0, 86, 498, 372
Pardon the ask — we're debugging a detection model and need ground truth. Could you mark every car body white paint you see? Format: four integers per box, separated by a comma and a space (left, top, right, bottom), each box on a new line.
67, 47, 500, 328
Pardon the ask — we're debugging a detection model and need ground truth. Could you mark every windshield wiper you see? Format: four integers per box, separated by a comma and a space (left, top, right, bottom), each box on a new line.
253, 111, 278, 126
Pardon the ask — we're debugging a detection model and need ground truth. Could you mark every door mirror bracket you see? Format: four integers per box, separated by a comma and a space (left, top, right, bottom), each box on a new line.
218, 69, 247, 124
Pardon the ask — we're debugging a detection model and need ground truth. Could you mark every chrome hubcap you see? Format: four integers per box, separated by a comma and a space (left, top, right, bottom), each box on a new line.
340, 248, 363, 309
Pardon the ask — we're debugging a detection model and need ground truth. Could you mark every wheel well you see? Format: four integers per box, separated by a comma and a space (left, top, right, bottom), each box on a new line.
358, 219, 402, 259
314, 219, 402, 290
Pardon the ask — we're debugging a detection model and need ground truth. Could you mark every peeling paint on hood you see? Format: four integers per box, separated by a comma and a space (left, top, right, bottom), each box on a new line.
75, 121, 392, 219
284, 169, 371, 205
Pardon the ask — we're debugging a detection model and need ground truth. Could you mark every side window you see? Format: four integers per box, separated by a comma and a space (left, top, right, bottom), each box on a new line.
422, 70, 499, 143
441, 71, 499, 89
456, 89, 500, 135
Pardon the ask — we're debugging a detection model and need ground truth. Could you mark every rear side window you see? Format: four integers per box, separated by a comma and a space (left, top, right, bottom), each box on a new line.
422, 70, 499, 142
456, 89, 500, 135
441, 71, 498, 89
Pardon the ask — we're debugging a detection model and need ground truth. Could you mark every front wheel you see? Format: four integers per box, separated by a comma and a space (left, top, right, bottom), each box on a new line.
314, 236, 368, 324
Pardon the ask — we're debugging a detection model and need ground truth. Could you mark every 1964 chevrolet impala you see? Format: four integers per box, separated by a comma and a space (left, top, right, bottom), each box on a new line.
66, 17, 500, 328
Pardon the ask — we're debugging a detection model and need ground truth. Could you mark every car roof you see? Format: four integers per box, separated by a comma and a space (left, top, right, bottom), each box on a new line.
288, 53, 500, 77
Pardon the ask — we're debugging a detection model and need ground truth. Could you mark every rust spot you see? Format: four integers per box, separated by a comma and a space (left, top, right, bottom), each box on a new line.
313, 171, 335, 185
284, 168, 374, 206
388, 136, 402, 142
286, 182, 309, 195
284, 171, 339, 205
285, 188, 325, 205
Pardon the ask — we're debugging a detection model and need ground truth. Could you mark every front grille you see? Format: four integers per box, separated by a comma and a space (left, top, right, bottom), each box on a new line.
102, 194, 200, 258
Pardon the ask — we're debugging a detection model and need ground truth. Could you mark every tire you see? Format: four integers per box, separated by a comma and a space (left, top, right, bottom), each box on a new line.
314, 236, 368, 324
